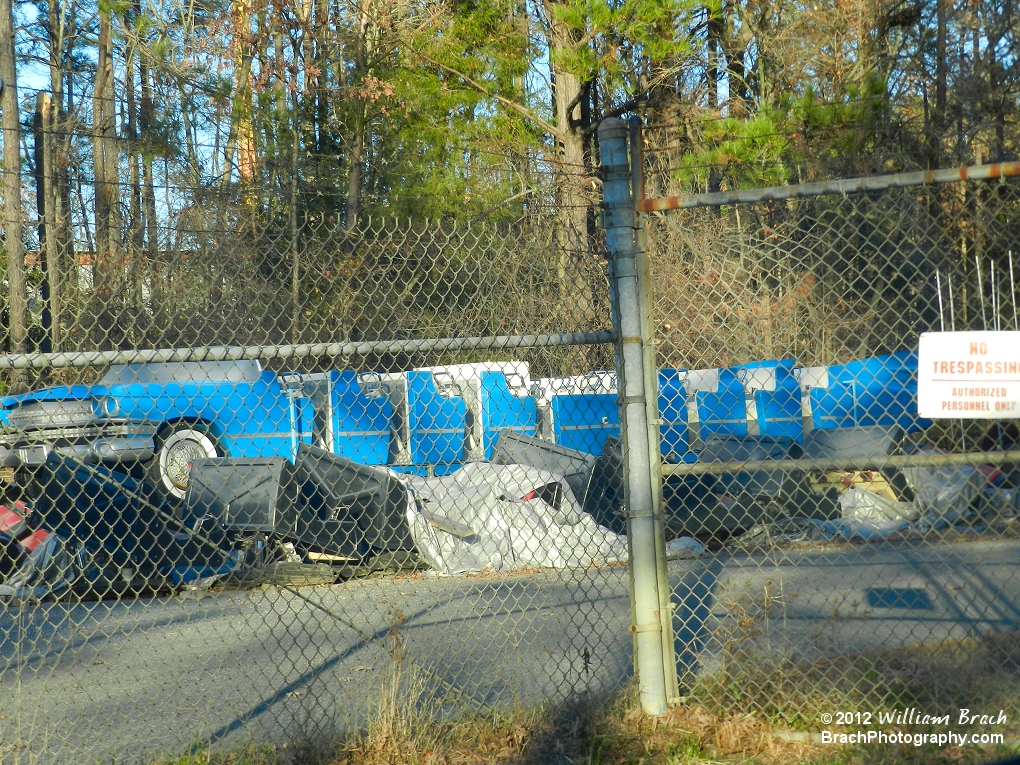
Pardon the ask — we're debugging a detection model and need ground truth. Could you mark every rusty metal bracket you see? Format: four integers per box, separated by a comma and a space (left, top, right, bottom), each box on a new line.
629, 622, 663, 634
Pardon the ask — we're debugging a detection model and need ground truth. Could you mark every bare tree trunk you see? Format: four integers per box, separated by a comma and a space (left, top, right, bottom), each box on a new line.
126, 5, 150, 316
73, 81, 97, 259
35, 93, 62, 351
47, 0, 73, 322
140, 57, 158, 255
47, 0, 64, 107
138, 53, 159, 333
93, 9, 109, 272
345, 0, 373, 229
93, 7, 122, 300
124, 8, 142, 253
545, 4, 592, 318
1, 0, 28, 373
178, 81, 202, 184
707, 5, 722, 109
932, 0, 947, 163
273, 1, 287, 118
345, 114, 366, 229
224, 0, 256, 184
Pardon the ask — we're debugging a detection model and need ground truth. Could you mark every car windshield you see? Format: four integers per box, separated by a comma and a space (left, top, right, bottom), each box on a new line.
99, 360, 265, 386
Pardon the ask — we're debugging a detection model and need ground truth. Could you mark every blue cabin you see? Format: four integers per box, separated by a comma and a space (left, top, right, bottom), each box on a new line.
807, 350, 931, 433
327, 371, 393, 465
742, 359, 803, 440
694, 367, 747, 440
478, 370, 537, 460
550, 372, 620, 455
657, 369, 691, 462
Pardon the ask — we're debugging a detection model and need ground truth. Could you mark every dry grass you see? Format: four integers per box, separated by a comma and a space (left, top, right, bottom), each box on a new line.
153, 681, 1019, 765
685, 628, 1020, 733
571, 697, 1019, 765
152, 630, 1020, 765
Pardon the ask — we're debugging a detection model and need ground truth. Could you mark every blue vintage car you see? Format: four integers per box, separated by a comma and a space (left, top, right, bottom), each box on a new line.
0, 360, 312, 498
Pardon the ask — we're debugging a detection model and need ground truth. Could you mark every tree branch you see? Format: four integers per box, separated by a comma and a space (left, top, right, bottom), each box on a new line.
564, 80, 591, 129
582, 67, 682, 137
470, 186, 539, 221
403, 40, 562, 138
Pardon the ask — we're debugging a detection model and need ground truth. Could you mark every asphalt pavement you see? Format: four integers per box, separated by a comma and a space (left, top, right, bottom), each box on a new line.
1, 564, 635, 764
2, 537, 1019, 765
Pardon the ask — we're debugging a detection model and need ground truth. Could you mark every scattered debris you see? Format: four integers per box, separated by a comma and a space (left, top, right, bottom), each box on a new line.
0, 432, 626, 600
903, 455, 985, 527
839, 486, 918, 524
728, 518, 828, 550
0, 533, 80, 603
665, 536, 704, 560
405, 462, 628, 575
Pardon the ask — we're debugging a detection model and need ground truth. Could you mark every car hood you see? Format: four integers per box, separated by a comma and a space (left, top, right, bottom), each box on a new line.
2, 385, 98, 409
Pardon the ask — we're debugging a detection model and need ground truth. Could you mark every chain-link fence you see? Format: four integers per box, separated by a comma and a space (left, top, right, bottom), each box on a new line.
0, 196, 643, 763
5, 111, 1020, 763
629, 122, 1020, 728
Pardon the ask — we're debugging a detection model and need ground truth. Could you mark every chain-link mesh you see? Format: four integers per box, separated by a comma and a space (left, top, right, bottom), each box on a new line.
643, 166, 1020, 728
7, 113, 1020, 761
0, 201, 639, 763
13, 209, 609, 356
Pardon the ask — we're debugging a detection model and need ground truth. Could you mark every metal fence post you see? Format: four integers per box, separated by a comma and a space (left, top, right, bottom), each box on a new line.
599, 116, 670, 716
629, 116, 680, 703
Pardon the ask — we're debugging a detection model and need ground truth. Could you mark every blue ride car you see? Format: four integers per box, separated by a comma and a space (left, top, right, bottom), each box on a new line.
0, 360, 313, 498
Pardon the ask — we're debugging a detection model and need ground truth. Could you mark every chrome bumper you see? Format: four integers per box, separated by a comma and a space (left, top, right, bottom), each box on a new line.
0, 422, 159, 467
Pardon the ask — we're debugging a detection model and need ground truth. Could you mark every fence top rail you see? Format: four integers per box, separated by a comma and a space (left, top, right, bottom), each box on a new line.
639, 160, 1020, 212
0, 332, 615, 371
661, 449, 1020, 477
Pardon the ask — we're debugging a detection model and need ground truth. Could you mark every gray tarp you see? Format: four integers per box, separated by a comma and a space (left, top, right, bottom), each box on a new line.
0, 534, 79, 602
837, 457, 986, 535
402, 463, 629, 575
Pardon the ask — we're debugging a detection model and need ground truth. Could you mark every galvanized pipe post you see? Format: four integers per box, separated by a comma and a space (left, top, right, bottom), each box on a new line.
599, 117, 670, 716
629, 116, 680, 703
